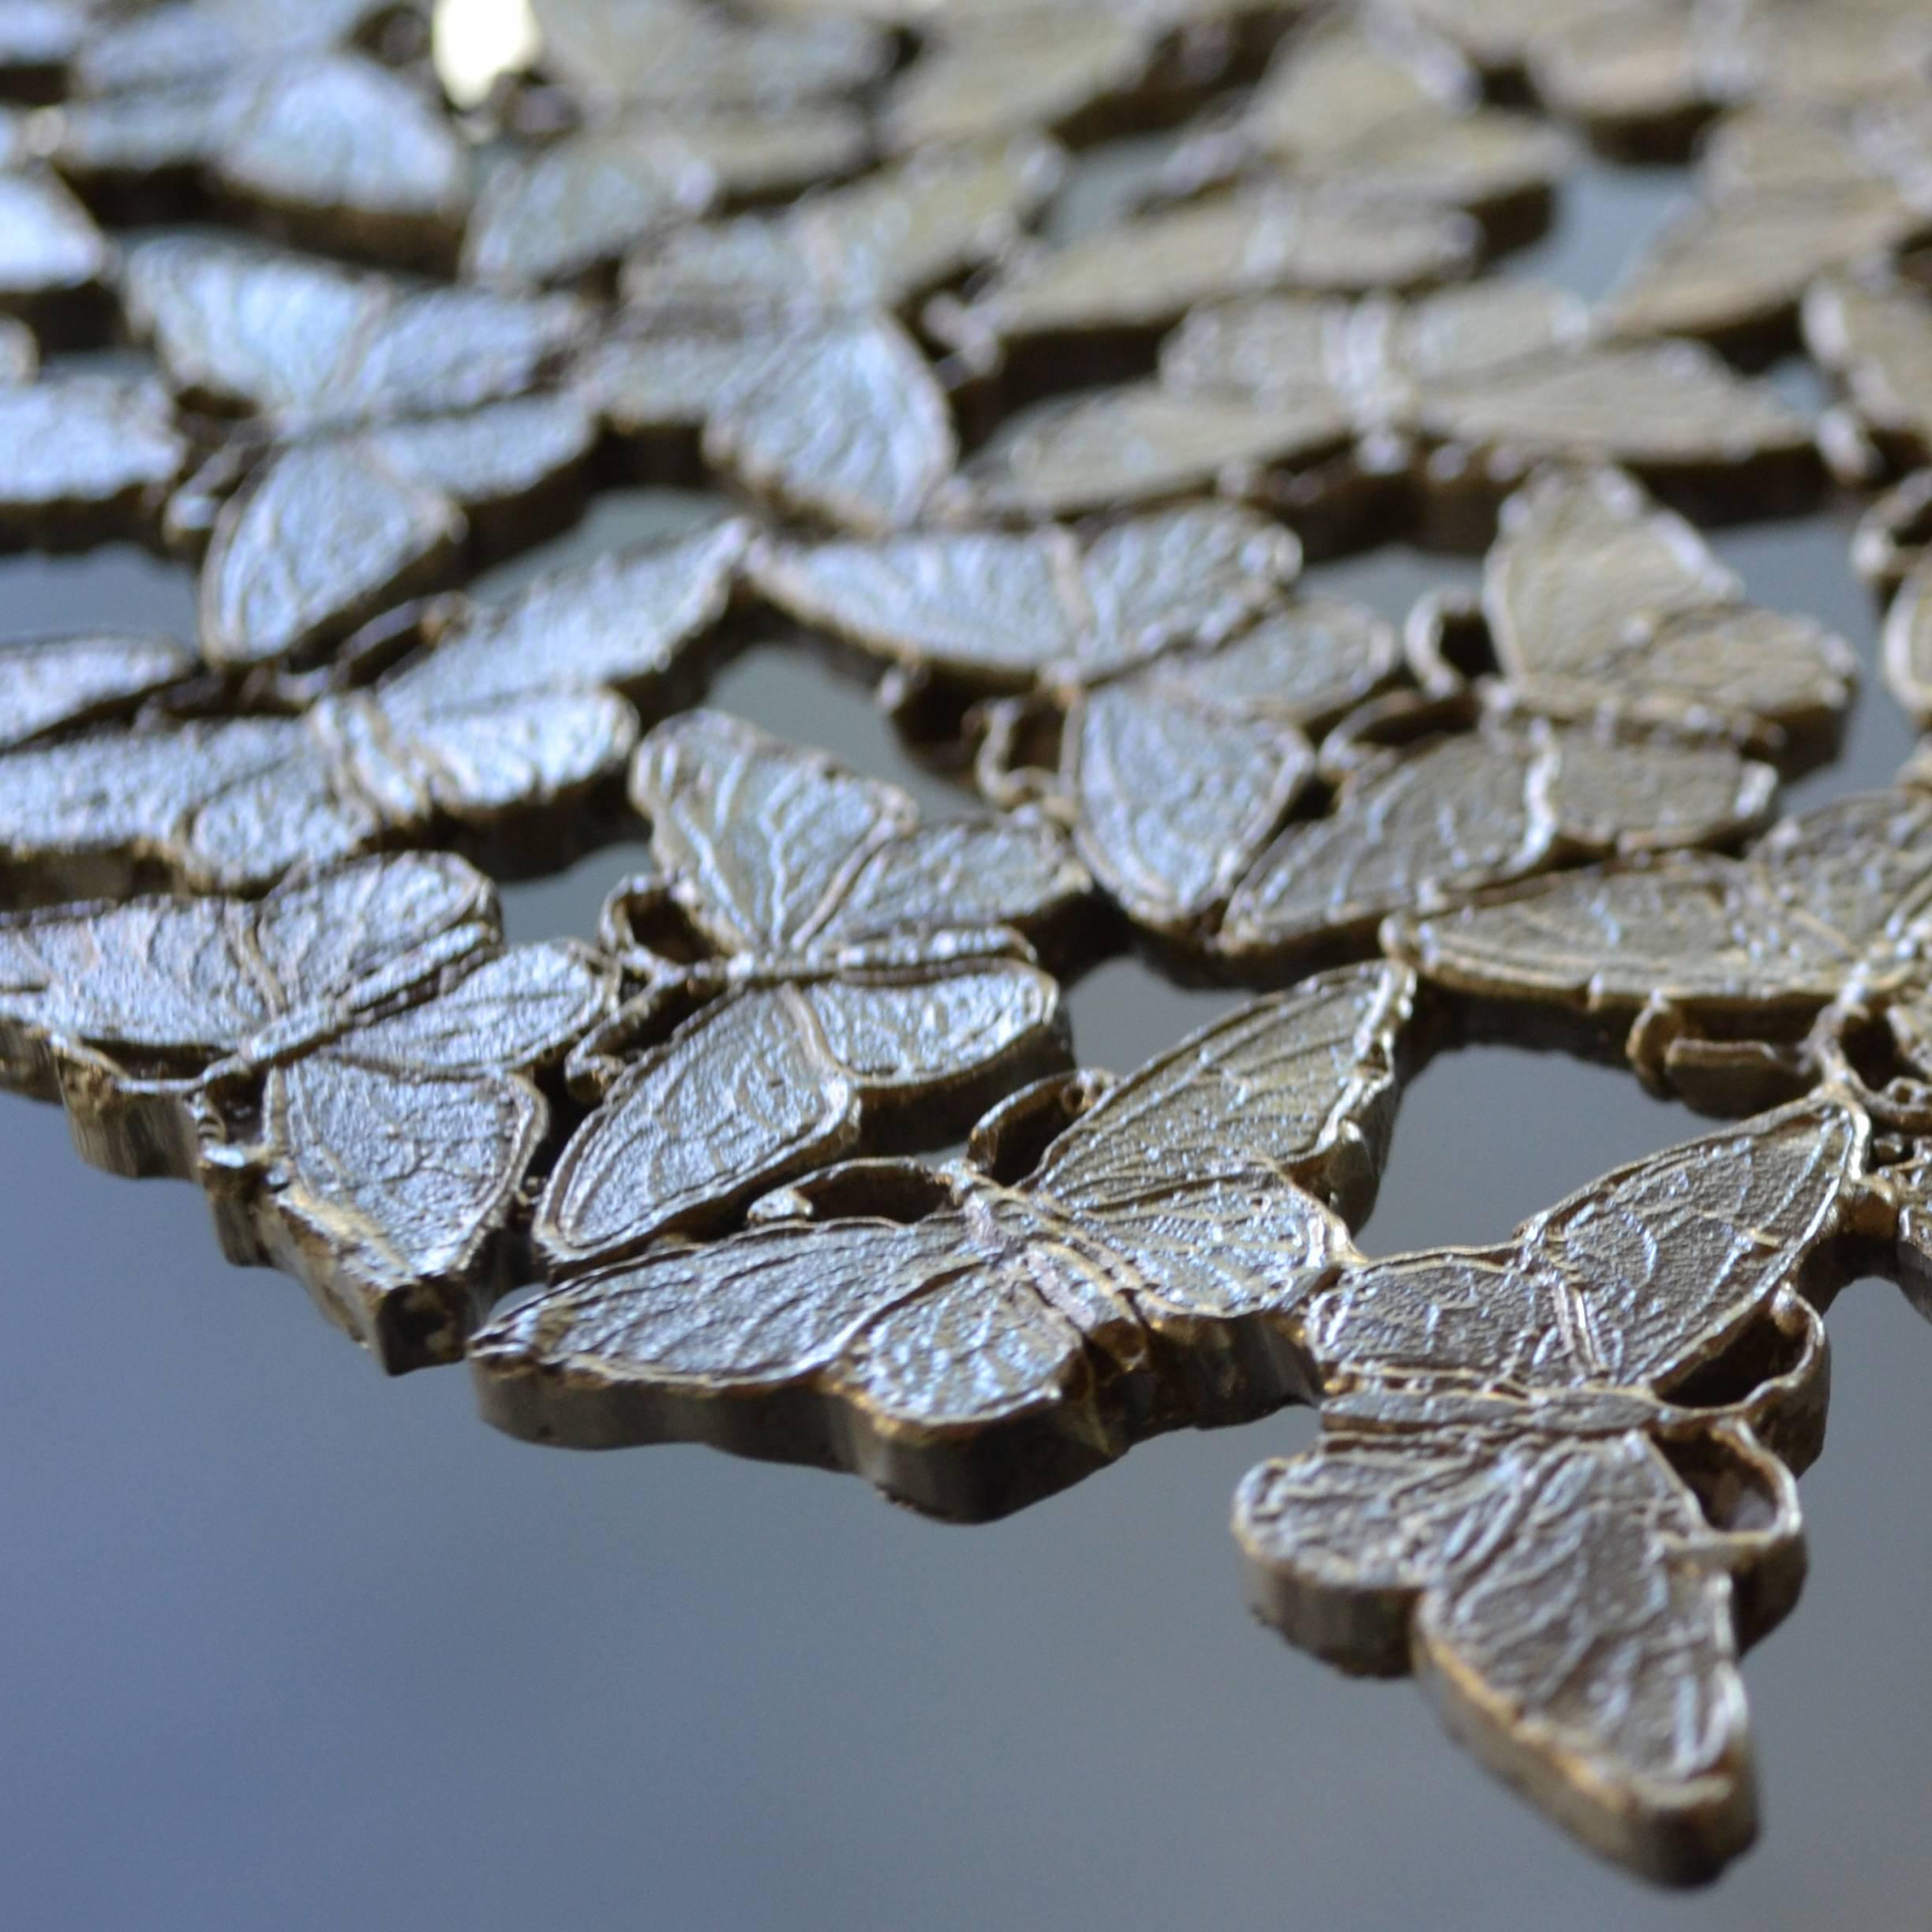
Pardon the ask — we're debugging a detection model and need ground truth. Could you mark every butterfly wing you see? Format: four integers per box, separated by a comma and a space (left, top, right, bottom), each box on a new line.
1076, 504, 1301, 668
1605, 178, 1919, 350
1398, 788, 1932, 1034
198, 436, 463, 671
949, 381, 1355, 520
1391, 852, 1859, 1024
0, 717, 376, 897
1885, 560, 1932, 724
1804, 273, 1932, 475
343, 940, 616, 1076
1065, 667, 1314, 937
1300, 1096, 1860, 1397
1235, 1418, 1779, 1882
249, 849, 498, 1013
1482, 466, 1854, 749
0, 893, 277, 1088
1039, 964, 1410, 1221
241, 1054, 546, 1372
0, 635, 196, 751
537, 954, 1066, 1274
1218, 734, 1553, 972
702, 313, 955, 534
821, 815, 1092, 950
1484, 464, 1736, 680
1414, 339, 1812, 494
878, 8, 1146, 152
1024, 968, 1410, 1417
209, 942, 613, 1371
796, 960, 1069, 1113
534, 986, 860, 1271
749, 528, 1088, 691
473, 1212, 1105, 1521
631, 708, 917, 953
380, 519, 748, 716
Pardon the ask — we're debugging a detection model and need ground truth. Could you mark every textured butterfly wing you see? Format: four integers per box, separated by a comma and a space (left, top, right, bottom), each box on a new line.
1028, 967, 1411, 1404
462, 125, 717, 289
536, 957, 1065, 1273
1065, 669, 1313, 935
751, 527, 1087, 688
1803, 273, 1932, 471
534, 986, 862, 1271
0, 374, 188, 543
0, 635, 195, 751
1392, 856, 1855, 1033
0, 893, 277, 1085
950, 381, 1354, 520
1483, 466, 1739, 683
956, 189, 1471, 347
1885, 560, 1932, 724
1606, 180, 1919, 347
343, 942, 616, 1077
702, 313, 954, 534
1298, 1097, 1861, 1394
1217, 735, 1552, 969
384, 519, 748, 713
1234, 1421, 1769, 1883
199, 438, 464, 669
878, 9, 1148, 152
247, 850, 500, 1017
245, 1054, 545, 1372
1038, 964, 1411, 1219
631, 708, 918, 951
1414, 339, 1813, 488
1076, 504, 1301, 666
223, 942, 612, 1372
474, 1212, 1102, 1521
121, 233, 386, 419
819, 816, 1093, 948
208, 51, 470, 266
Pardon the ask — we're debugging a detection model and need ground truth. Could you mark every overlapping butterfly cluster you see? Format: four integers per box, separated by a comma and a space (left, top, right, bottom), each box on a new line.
4, 0, 1932, 1889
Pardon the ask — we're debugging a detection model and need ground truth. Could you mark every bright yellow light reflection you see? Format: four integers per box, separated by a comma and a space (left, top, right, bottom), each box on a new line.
432, 0, 541, 108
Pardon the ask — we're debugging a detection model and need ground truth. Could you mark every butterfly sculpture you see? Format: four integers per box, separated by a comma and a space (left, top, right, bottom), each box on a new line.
188, 391, 599, 671
1234, 1094, 1865, 1882
0, 517, 749, 902
946, 278, 1816, 537
1393, 784, 1932, 1110
619, 137, 1061, 327
750, 499, 1305, 722
481, 961, 1414, 1522
1408, 463, 1855, 769
114, 234, 606, 649
930, 184, 1478, 394
0, 851, 614, 1372
1158, 6, 1571, 248
976, 465, 1827, 966
122, 233, 592, 436
530, 0, 893, 116
39, 50, 470, 272
531, 708, 1093, 1275
1605, 106, 1932, 361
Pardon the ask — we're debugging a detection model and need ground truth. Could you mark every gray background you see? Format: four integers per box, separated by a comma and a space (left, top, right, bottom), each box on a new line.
4, 152, 1932, 1932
